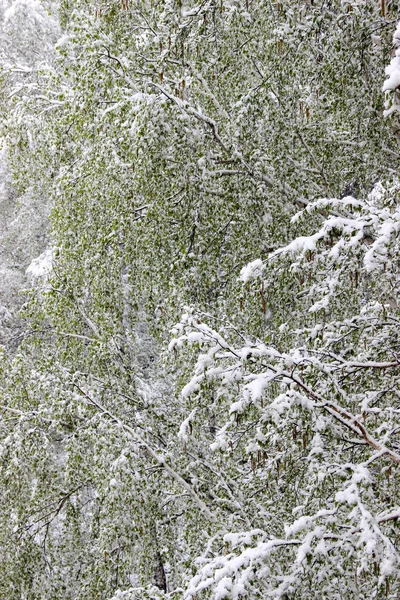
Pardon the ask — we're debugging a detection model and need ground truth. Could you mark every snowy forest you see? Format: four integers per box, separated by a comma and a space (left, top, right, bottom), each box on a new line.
1, 0, 400, 598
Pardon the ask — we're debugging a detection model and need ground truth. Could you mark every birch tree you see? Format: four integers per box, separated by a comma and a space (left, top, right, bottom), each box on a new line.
1, 0, 400, 598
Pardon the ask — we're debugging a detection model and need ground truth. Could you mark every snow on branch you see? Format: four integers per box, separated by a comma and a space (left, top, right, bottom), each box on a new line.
170, 180, 400, 597
383, 22, 400, 116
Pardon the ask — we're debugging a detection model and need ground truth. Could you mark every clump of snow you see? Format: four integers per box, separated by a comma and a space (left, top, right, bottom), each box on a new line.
383, 21, 400, 115
55, 34, 70, 49
335, 485, 358, 506
244, 371, 277, 401
383, 26, 400, 92
178, 408, 197, 443
26, 248, 53, 278
239, 259, 264, 283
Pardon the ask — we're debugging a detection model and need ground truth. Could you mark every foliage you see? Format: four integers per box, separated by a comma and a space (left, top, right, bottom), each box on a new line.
171, 182, 400, 598
1, 0, 400, 598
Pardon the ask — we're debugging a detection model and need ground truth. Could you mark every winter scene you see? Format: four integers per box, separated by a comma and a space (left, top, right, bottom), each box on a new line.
1, 0, 400, 598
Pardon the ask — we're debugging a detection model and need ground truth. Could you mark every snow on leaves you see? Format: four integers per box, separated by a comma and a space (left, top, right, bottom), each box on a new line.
172, 183, 400, 598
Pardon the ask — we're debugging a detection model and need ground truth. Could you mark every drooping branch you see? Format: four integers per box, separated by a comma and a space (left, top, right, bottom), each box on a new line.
73, 384, 217, 522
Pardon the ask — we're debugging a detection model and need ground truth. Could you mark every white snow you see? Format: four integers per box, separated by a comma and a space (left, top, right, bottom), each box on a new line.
26, 248, 53, 278
239, 258, 264, 283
